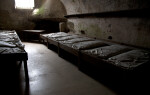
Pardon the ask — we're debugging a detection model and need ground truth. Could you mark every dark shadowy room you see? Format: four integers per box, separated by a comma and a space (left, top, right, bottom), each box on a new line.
0, 0, 150, 95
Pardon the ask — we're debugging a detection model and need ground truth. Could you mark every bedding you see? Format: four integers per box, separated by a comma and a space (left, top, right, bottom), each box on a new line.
53, 35, 81, 41
71, 40, 108, 50
62, 40, 108, 50
47, 32, 71, 38
40, 32, 70, 39
59, 37, 94, 44
0, 47, 25, 54
81, 45, 131, 59
107, 50, 150, 69
0, 30, 24, 49
0, 41, 16, 47
0, 30, 29, 81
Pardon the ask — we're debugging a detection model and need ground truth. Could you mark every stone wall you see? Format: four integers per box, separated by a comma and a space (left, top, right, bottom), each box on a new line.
60, 0, 150, 49
0, 0, 66, 30
0, 0, 150, 48
0, 0, 35, 30
32, 0, 66, 18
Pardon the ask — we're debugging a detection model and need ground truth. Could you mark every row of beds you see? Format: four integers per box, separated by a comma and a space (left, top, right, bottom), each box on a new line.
0, 30, 28, 81
40, 32, 150, 74
41, 32, 150, 93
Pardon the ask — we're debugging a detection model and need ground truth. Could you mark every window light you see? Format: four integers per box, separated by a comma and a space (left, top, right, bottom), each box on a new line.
15, 0, 34, 9
32, 8, 39, 15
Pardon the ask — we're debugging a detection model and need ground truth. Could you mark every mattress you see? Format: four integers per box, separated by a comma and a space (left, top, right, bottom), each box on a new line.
107, 50, 150, 69
54, 35, 81, 41
0, 47, 25, 54
59, 37, 94, 44
47, 32, 71, 38
0, 41, 16, 47
0, 30, 28, 81
47, 34, 80, 46
40, 32, 69, 38
81, 45, 131, 59
0, 30, 24, 49
71, 40, 108, 50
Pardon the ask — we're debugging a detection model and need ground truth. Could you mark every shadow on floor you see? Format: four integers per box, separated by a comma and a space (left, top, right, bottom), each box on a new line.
79, 62, 150, 95
38, 42, 150, 95
47, 44, 78, 66
1, 60, 30, 95
58, 49, 78, 66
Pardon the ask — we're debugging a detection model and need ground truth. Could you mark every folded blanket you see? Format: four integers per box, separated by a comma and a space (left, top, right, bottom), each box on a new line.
0, 41, 16, 47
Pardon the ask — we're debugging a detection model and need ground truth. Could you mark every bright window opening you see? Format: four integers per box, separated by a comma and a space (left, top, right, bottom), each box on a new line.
15, 0, 34, 9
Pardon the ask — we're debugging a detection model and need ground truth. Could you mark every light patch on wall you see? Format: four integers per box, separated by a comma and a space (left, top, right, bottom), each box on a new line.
32, 8, 39, 15
15, 0, 34, 9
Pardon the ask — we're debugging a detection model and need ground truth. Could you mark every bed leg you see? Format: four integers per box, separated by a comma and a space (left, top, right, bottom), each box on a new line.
77, 52, 82, 70
58, 47, 61, 57
47, 43, 50, 49
24, 60, 29, 82
18, 61, 22, 69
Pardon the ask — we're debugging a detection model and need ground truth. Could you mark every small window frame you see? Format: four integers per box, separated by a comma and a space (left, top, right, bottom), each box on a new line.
15, 0, 35, 9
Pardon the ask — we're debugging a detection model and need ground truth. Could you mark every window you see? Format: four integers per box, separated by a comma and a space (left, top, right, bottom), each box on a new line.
15, 0, 34, 9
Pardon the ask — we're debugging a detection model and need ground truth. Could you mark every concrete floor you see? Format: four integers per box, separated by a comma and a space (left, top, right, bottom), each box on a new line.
12, 42, 117, 95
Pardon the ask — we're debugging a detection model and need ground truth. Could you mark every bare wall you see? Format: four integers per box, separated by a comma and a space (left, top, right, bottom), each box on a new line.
0, 0, 35, 30
60, 0, 150, 49
0, 0, 66, 30
32, 0, 66, 18
0, 0, 150, 49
